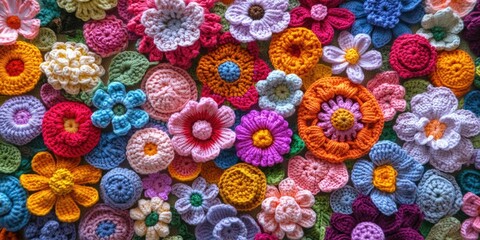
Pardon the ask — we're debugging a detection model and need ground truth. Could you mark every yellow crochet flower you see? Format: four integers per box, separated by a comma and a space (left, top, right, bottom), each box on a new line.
56, 0, 117, 21
20, 151, 102, 222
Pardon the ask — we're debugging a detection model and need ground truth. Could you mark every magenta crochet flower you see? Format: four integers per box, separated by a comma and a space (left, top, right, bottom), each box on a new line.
0, 0, 40, 45
83, 15, 129, 58
142, 173, 172, 201
289, 0, 355, 45
235, 110, 292, 167
461, 192, 480, 240
366, 71, 406, 122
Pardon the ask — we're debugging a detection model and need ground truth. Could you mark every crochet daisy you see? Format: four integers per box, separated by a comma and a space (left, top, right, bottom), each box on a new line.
416, 7, 464, 51
129, 197, 171, 239
0, 0, 40, 45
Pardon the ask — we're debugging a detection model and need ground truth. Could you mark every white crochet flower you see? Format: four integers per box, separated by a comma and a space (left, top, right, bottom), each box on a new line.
416, 7, 464, 51
130, 197, 172, 239
40, 42, 105, 95
141, 0, 204, 52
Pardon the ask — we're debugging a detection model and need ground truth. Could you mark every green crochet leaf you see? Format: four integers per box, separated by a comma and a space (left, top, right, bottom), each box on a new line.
262, 164, 285, 186
0, 142, 21, 174
305, 194, 332, 240
109, 51, 155, 86
285, 134, 305, 159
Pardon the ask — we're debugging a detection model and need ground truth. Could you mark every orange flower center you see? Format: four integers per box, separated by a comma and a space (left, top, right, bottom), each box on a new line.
63, 118, 79, 133
424, 120, 447, 140
144, 142, 158, 156
6, 16, 21, 29
49, 168, 74, 195
331, 108, 355, 131
372, 165, 397, 193
345, 48, 360, 65
252, 129, 273, 148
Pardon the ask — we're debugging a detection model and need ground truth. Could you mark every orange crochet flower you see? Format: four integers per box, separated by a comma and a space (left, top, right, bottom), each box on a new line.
20, 151, 102, 223
297, 77, 384, 163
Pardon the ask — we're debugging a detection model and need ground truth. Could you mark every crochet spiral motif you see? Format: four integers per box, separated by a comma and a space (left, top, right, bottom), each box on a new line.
100, 168, 143, 210
78, 204, 134, 240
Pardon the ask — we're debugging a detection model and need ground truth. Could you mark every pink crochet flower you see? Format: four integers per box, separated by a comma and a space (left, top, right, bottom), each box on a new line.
0, 0, 40, 45
167, 97, 236, 163
257, 178, 316, 240
461, 192, 480, 240
83, 15, 129, 58
425, 0, 476, 17
289, 0, 354, 45
142, 173, 172, 201
366, 71, 406, 122
287, 152, 348, 194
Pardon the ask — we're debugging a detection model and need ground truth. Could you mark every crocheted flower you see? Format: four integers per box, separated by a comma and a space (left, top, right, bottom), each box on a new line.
416, 8, 463, 51
425, 0, 476, 17
168, 97, 236, 163
330, 185, 359, 214
42, 101, 101, 158
24, 213, 76, 240
143, 173, 172, 201
0, 0, 40, 45
78, 204, 134, 240
20, 151, 102, 222
366, 71, 406, 121
235, 110, 292, 167
430, 50, 475, 97
91, 82, 148, 136
341, 0, 424, 48
171, 177, 221, 225
255, 233, 278, 240
288, 152, 348, 194
326, 195, 424, 239
100, 168, 142, 210
40, 42, 106, 95
298, 76, 384, 163
461, 192, 480, 239
225, 0, 289, 42
40, 83, 65, 109
257, 178, 316, 239
464, 5, 480, 56
168, 155, 202, 182
426, 217, 462, 240
394, 86, 480, 173
56, 0, 117, 21
85, 133, 127, 170
83, 15, 129, 58
0, 176, 29, 232
195, 204, 260, 239
129, 197, 171, 239
322, 31, 382, 84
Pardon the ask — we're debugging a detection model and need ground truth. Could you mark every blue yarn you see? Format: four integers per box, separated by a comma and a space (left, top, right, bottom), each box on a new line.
96, 220, 117, 238
330, 185, 359, 215
217, 61, 241, 82
36, 0, 61, 26
0, 176, 29, 232
456, 169, 480, 196
214, 147, 239, 169
464, 90, 480, 117
100, 168, 143, 210
85, 132, 127, 170
24, 213, 76, 240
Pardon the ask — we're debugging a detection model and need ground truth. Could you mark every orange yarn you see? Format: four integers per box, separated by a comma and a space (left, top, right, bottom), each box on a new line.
301, 63, 332, 90
0, 229, 18, 240
200, 161, 224, 184
168, 155, 202, 182
372, 165, 397, 193
297, 77, 384, 163
0, 41, 42, 95
269, 27, 322, 76
430, 49, 475, 97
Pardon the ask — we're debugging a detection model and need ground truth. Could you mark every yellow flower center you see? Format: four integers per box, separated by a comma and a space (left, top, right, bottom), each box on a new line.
330, 108, 355, 131
63, 118, 79, 133
424, 119, 447, 140
252, 129, 273, 148
144, 142, 158, 156
49, 168, 74, 195
345, 48, 360, 65
6, 16, 21, 29
372, 165, 397, 193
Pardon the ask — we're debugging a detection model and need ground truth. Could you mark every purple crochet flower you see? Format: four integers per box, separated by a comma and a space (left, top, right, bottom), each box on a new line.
235, 110, 292, 167
142, 173, 172, 200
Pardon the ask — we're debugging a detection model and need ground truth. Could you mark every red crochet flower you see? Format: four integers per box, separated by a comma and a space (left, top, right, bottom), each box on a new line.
289, 0, 354, 45
42, 102, 101, 158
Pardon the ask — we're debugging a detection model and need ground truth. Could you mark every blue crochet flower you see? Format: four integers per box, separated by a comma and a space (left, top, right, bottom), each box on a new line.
24, 213, 76, 240
85, 132, 128, 170
341, 0, 424, 48
0, 176, 30, 232
91, 82, 149, 136
100, 168, 143, 210
351, 140, 424, 216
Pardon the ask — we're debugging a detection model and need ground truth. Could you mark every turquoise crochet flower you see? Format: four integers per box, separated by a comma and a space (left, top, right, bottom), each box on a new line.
256, 70, 303, 118
0, 176, 30, 232
36, 0, 61, 26
91, 82, 149, 136
351, 140, 424, 216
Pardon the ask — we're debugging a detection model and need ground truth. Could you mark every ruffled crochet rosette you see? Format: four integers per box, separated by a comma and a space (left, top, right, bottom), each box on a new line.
83, 15, 129, 58
100, 168, 143, 210
78, 204, 134, 240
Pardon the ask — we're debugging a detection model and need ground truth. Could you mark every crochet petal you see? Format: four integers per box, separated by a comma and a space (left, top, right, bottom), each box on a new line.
92, 89, 114, 109
386, 228, 423, 240
372, 27, 392, 48
239, 215, 261, 239
123, 90, 147, 108
174, 197, 192, 214
285, 225, 304, 240
126, 109, 149, 128
107, 82, 127, 102
319, 163, 349, 192
289, 7, 311, 27
351, 160, 374, 195
26, 189, 56, 216
340, 1, 367, 18
56, 155, 81, 171
56, 194, 81, 222
71, 185, 99, 207
311, 20, 335, 45
403, 141, 431, 165
295, 190, 315, 208
351, 18, 373, 36
371, 190, 397, 216
322, 46, 346, 64
229, 24, 255, 42
71, 165, 102, 185
112, 115, 132, 136
401, 0, 421, 12
444, 109, 480, 137
225, 4, 250, 25
266, 11, 290, 33
18, 19, 40, 39
352, 195, 380, 222
171, 134, 196, 156
354, 33, 372, 55
257, 212, 278, 232
31, 152, 56, 177
203, 182, 219, 200
298, 208, 316, 228
191, 143, 221, 162
261, 197, 280, 214
18, 0, 39, 18
249, 20, 273, 41
346, 64, 364, 84
411, 86, 458, 119
461, 218, 479, 240
338, 31, 354, 50
207, 204, 237, 224
215, 106, 235, 128
429, 137, 473, 173
326, 8, 355, 30
393, 112, 420, 142
0, 27, 18, 45
329, 213, 357, 234
358, 50, 382, 70
19, 174, 49, 191
392, 22, 412, 38
400, 5, 424, 24
91, 109, 114, 128
393, 179, 417, 204
461, 192, 480, 217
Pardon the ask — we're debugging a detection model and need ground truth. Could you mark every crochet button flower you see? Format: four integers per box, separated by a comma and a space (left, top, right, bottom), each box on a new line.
20, 151, 102, 223
322, 31, 382, 84
394, 86, 480, 173
83, 15, 129, 58
78, 204, 134, 240
0, 176, 30, 232
461, 192, 480, 239
91, 82, 149, 136
56, 0, 117, 21
129, 197, 171, 239
142, 173, 172, 201
0, 0, 40, 45
416, 7, 464, 51
366, 71, 406, 121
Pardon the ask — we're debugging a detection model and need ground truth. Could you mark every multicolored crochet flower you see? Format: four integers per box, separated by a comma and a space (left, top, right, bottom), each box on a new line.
416, 7, 463, 51
289, 0, 355, 45
326, 195, 424, 239
171, 177, 221, 225
461, 192, 480, 239
0, 176, 30, 232
394, 86, 480, 173
20, 151, 102, 222
0, 0, 40, 45
341, 0, 424, 48
225, 0, 290, 42
425, 0, 476, 17
78, 204, 134, 240
322, 31, 382, 83
366, 71, 406, 121
129, 197, 171, 239
56, 0, 117, 21
168, 97, 236, 163
91, 82, 148, 136
142, 173, 172, 201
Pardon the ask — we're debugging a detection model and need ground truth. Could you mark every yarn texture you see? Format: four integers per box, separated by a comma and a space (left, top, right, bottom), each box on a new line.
0, 0, 40, 45
416, 7, 463, 51
424, 0, 476, 17
460, 192, 480, 240
430, 50, 475, 97
464, 5, 480, 56
142, 173, 172, 201
56, 0, 117, 21
129, 197, 172, 239
330, 185, 359, 214
85, 132, 128, 170
366, 71, 406, 121
168, 155, 202, 182
83, 15, 129, 58
24, 213, 76, 240
100, 168, 142, 210
78, 204, 134, 240
0, 176, 30, 232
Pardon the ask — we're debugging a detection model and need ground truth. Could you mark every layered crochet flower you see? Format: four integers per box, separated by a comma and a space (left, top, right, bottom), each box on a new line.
0, 0, 40, 45
461, 192, 480, 239
195, 204, 260, 239
325, 195, 424, 239
394, 86, 480, 173
56, 0, 117, 21
40, 42, 106, 95
322, 31, 382, 83
235, 110, 292, 167
143, 173, 172, 201
464, 5, 480, 56
289, 0, 355, 45
341, 0, 424, 48
0, 176, 29, 232
129, 197, 171, 239
78, 204, 134, 240
171, 177, 221, 225
91, 82, 149, 136
416, 7, 463, 51
225, 0, 290, 42
20, 151, 102, 222
425, 0, 476, 17
366, 71, 406, 121
83, 15, 129, 58
167, 97, 236, 163
24, 213, 76, 240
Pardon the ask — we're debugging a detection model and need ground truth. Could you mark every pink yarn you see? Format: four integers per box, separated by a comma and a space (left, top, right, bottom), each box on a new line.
461, 192, 480, 240
40, 83, 66, 109
366, 71, 406, 122
83, 15, 129, 58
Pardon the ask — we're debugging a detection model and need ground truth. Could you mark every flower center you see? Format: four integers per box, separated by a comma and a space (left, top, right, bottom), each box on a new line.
345, 49, 360, 65
13, 109, 31, 125
0, 193, 12, 215
218, 61, 241, 82
431, 26, 446, 41
96, 220, 117, 238
289, 44, 301, 57
372, 165, 397, 193
190, 192, 204, 207
145, 212, 159, 227
248, 4, 265, 20
166, 19, 183, 31
424, 119, 447, 140
6, 16, 21, 29
252, 129, 273, 148
112, 103, 127, 116
364, 0, 401, 29
274, 84, 290, 100
63, 118, 79, 133
351, 222, 385, 240
144, 142, 158, 156
49, 168, 75, 195
275, 196, 302, 223
192, 120, 213, 140
330, 108, 355, 131
310, 4, 328, 21
5, 59, 24, 76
